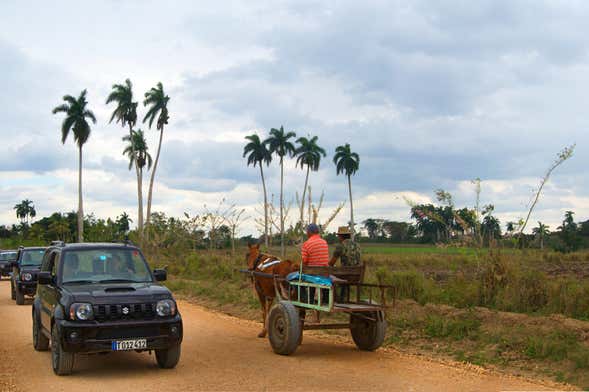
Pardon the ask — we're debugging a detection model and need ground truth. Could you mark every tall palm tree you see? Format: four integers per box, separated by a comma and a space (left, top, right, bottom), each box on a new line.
106, 79, 143, 234
13, 200, 35, 224
334, 143, 360, 238
532, 221, 550, 249
52, 89, 96, 242
295, 135, 326, 226
243, 134, 272, 248
265, 126, 296, 257
143, 82, 169, 233
123, 129, 153, 234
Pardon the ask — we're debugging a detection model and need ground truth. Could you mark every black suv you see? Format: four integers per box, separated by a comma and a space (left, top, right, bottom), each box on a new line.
11, 246, 46, 304
0, 250, 17, 279
32, 242, 183, 375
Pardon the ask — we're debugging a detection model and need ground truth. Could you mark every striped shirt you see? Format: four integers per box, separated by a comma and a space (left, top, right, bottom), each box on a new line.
301, 234, 329, 266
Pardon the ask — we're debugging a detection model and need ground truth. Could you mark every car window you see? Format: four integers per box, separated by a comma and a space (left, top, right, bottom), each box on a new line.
20, 249, 45, 266
0, 252, 17, 261
61, 248, 152, 284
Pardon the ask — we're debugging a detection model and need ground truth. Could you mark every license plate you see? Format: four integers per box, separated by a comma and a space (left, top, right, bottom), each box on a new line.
112, 338, 147, 351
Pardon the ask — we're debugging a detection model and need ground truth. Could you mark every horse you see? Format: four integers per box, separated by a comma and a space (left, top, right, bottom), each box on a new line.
245, 242, 298, 338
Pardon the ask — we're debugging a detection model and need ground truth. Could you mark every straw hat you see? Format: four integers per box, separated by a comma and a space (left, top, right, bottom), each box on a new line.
336, 226, 351, 235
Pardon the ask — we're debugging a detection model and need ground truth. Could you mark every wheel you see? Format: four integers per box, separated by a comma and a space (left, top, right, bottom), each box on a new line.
33, 311, 49, 351
267, 302, 301, 355
51, 326, 74, 375
15, 287, 25, 305
350, 310, 387, 351
11, 279, 15, 300
155, 344, 181, 369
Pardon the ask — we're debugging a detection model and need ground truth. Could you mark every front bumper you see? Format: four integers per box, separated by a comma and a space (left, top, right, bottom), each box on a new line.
17, 281, 37, 296
57, 315, 183, 353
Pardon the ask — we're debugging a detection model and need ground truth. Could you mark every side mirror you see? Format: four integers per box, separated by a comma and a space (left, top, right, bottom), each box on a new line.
38, 271, 53, 285
153, 269, 167, 282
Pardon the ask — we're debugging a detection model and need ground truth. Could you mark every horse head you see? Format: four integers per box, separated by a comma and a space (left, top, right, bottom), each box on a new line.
246, 242, 262, 271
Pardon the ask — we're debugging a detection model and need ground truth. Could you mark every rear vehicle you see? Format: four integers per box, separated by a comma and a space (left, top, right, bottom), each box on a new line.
11, 247, 46, 305
0, 250, 17, 279
32, 242, 183, 375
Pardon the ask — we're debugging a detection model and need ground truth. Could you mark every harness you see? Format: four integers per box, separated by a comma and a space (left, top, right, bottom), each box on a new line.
250, 252, 282, 299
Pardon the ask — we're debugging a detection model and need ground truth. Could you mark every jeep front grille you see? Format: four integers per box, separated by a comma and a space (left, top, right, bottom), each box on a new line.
93, 303, 156, 321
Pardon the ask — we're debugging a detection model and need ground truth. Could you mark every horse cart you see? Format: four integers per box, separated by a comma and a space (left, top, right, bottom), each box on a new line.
245, 264, 395, 356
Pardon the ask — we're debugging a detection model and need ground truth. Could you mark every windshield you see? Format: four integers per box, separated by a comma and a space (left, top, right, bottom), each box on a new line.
20, 249, 45, 266
0, 252, 17, 262
61, 248, 152, 284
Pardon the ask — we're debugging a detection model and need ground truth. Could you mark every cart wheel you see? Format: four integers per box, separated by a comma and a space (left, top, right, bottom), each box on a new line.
350, 309, 386, 351
268, 302, 301, 355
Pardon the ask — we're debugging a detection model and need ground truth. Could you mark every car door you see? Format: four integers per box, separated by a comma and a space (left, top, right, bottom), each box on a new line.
40, 251, 59, 328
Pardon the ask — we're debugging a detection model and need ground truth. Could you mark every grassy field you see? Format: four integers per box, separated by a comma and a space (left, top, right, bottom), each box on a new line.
144, 244, 589, 388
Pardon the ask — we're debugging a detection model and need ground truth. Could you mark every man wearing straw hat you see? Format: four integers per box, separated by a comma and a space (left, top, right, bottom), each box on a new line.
330, 225, 361, 302
329, 226, 361, 267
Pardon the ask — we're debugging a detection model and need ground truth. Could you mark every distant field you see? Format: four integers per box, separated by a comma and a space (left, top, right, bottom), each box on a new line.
361, 244, 477, 255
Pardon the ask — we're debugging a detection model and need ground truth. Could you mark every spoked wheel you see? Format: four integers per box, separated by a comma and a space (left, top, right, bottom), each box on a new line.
51, 326, 74, 375
33, 311, 49, 351
268, 302, 301, 355
350, 309, 387, 351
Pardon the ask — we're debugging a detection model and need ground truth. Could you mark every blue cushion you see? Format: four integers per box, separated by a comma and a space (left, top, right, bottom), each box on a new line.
287, 272, 332, 286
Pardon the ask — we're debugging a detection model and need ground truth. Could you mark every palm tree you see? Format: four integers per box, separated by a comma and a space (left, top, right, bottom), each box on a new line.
295, 135, 326, 227
106, 79, 143, 235
265, 126, 296, 257
52, 89, 96, 242
143, 82, 170, 233
532, 221, 550, 249
116, 212, 133, 236
333, 143, 360, 238
13, 200, 35, 224
243, 134, 272, 248
123, 129, 153, 233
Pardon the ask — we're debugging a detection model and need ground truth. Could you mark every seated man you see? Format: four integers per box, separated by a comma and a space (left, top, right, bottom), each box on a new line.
301, 223, 329, 267
329, 226, 361, 302
62, 254, 80, 282
301, 223, 329, 305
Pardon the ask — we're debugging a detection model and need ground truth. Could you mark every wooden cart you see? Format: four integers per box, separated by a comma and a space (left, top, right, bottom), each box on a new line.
248, 265, 395, 355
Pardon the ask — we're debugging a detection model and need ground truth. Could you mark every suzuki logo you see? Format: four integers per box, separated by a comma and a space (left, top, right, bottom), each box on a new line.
122, 306, 130, 315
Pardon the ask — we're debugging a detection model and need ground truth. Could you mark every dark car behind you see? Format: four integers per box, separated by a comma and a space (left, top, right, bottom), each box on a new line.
0, 250, 17, 278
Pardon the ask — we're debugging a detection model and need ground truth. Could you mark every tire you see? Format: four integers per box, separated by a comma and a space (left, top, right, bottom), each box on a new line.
51, 326, 74, 375
15, 287, 25, 305
11, 280, 16, 300
350, 310, 387, 351
33, 311, 49, 351
268, 302, 301, 355
155, 344, 181, 369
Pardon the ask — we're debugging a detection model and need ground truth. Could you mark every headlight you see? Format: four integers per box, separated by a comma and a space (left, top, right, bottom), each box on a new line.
70, 303, 94, 320
156, 299, 176, 317
22, 272, 32, 281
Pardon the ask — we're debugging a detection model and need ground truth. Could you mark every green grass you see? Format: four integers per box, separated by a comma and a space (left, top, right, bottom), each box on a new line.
362, 245, 477, 255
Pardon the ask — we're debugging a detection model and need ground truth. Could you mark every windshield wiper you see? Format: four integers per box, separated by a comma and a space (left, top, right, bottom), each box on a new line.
63, 280, 96, 285
98, 278, 142, 283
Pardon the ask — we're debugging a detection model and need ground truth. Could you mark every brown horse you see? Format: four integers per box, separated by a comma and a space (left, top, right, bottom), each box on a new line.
246, 243, 298, 337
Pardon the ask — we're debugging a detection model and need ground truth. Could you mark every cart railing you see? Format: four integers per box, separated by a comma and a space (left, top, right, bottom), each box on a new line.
241, 269, 397, 313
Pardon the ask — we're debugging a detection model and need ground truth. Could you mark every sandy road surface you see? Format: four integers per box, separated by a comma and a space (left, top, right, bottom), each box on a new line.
0, 280, 559, 392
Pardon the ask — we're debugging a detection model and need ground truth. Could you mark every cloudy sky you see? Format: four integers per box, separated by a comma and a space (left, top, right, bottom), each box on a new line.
0, 0, 587, 235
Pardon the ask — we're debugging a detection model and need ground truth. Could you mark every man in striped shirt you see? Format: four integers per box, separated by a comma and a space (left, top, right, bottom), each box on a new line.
302, 223, 329, 266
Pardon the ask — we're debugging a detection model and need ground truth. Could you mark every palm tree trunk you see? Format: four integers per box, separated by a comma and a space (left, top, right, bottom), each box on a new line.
145, 127, 164, 236
77, 145, 84, 242
299, 165, 310, 228
280, 156, 285, 257
348, 174, 354, 240
260, 165, 269, 249
138, 167, 144, 243
128, 124, 143, 240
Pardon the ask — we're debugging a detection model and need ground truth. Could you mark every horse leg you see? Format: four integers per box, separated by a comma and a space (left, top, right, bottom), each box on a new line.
257, 293, 268, 338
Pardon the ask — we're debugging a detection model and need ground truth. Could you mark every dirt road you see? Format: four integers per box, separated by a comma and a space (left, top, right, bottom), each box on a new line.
0, 280, 559, 391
